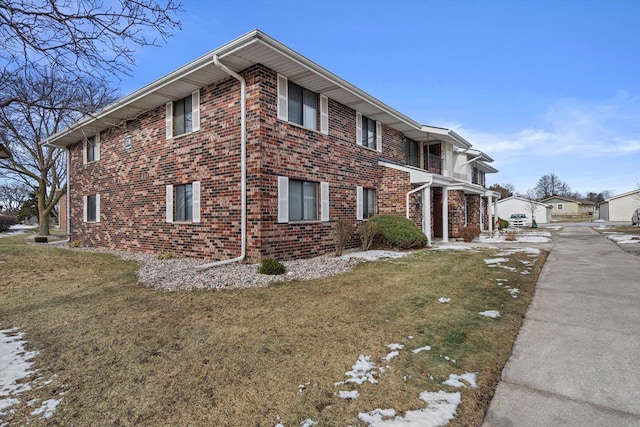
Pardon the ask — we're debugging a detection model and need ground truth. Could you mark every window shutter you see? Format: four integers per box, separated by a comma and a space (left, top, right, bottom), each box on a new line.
320, 181, 329, 222
82, 139, 87, 165
320, 95, 329, 135
95, 193, 101, 223
277, 176, 289, 223
166, 185, 174, 223
95, 133, 101, 161
165, 102, 173, 140
192, 181, 201, 223
376, 121, 382, 152
83, 195, 88, 222
277, 74, 288, 121
191, 90, 200, 132
356, 186, 363, 220
356, 112, 362, 146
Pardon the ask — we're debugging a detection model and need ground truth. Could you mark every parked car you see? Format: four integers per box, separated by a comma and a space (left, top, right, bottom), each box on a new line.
632, 208, 640, 225
509, 213, 529, 227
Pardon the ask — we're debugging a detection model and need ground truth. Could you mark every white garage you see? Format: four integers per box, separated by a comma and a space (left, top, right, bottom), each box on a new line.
599, 190, 640, 222
496, 196, 553, 224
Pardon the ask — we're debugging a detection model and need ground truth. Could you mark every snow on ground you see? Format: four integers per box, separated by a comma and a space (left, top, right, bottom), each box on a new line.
339, 390, 359, 400
607, 235, 640, 244
479, 230, 551, 243
0, 328, 61, 424
479, 310, 501, 319
335, 355, 378, 386
483, 257, 509, 265
412, 346, 431, 354
359, 391, 461, 427
438, 297, 451, 304
431, 245, 477, 251
496, 247, 541, 256
442, 372, 478, 389
340, 250, 408, 261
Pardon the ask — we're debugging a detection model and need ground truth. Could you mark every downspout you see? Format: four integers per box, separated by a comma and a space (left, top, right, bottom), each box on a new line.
196, 55, 246, 270
66, 148, 71, 236
406, 174, 433, 246
459, 154, 483, 167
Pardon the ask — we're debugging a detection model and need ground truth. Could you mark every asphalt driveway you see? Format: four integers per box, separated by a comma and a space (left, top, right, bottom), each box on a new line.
484, 224, 640, 426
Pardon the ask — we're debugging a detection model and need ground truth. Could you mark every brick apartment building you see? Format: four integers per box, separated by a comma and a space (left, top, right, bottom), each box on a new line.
45, 30, 500, 263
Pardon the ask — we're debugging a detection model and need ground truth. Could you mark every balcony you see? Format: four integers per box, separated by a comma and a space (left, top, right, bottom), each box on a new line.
426, 152, 442, 175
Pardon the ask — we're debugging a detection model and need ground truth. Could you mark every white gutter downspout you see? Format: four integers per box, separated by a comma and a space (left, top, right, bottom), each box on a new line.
406, 175, 434, 247
196, 55, 246, 270
459, 154, 483, 167
66, 148, 71, 235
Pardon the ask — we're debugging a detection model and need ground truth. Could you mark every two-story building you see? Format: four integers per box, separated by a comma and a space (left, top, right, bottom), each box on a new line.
45, 30, 499, 262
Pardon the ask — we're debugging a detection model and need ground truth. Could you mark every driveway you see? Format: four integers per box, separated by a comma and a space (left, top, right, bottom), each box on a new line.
484, 224, 640, 426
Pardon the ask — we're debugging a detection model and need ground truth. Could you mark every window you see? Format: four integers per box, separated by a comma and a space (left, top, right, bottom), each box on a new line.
288, 180, 318, 221
357, 186, 376, 220
174, 184, 193, 222
405, 138, 419, 167
288, 81, 318, 131
165, 90, 200, 139
356, 112, 382, 151
84, 134, 99, 164
557, 203, 564, 210
83, 194, 100, 222
277, 177, 329, 223
277, 75, 328, 134
165, 182, 201, 223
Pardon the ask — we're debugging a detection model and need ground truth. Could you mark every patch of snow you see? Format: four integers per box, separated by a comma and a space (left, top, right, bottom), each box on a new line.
343, 355, 378, 385
358, 408, 397, 424
443, 372, 478, 389
31, 398, 61, 419
360, 391, 461, 427
497, 247, 541, 256
0, 329, 38, 397
340, 250, 408, 261
412, 346, 431, 354
300, 419, 318, 427
607, 235, 640, 244
520, 270, 531, 275
438, 297, 451, 304
339, 390, 359, 399
500, 266, 517, 271
407, 336, 414, 340
387, 343, 404, 351
479, 310, 501, 319
483, 257, 509, 265
432, 245, 476, 251
517, 236, 550, 243
385, 351, 400, 361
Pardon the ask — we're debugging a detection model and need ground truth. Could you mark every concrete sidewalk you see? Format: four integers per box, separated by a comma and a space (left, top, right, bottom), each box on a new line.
483, 225, 640, 426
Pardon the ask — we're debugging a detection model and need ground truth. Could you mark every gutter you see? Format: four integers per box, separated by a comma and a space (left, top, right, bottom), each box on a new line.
406, 175, 434, 247
195, 55, 247, 270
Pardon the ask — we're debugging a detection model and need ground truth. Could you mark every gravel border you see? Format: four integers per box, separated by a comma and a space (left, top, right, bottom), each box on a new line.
70, 247, 361, 291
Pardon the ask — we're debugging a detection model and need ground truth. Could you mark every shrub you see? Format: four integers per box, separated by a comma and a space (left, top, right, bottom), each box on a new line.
258, 258, 286, 275
333, 219, 353, 256
0, 214, 16, 232
370, 215, 427, 249
532, 219, 538, 228
358, 220, 378, 251
34, 236, 48, 243
460, 226, 481, 243
497, 217, 509, 230
68, 240, 81, 248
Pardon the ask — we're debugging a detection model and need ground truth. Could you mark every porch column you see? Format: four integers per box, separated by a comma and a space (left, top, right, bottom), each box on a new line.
423, 187, 432, 247
442, 186, 449, 243
494, 198, 499, 230
480, 197, 485, 231
487, 195, 493, 233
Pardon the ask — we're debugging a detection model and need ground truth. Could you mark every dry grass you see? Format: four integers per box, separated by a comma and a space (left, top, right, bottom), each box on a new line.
0, 232, 546, 426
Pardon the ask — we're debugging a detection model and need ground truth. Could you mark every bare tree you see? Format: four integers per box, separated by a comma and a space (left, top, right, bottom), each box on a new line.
524, 189, 538, 227
0, 181, 29, 214
0, 0, 182, 109
535, 173, 571, 199
0, 69, 114, 235
488, 183, 516, 199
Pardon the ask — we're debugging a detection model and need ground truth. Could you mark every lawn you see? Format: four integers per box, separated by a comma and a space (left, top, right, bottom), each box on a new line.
0, 232, 546, 426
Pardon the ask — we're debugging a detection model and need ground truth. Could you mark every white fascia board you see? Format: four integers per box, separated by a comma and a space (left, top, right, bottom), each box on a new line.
378, 161, 433, 184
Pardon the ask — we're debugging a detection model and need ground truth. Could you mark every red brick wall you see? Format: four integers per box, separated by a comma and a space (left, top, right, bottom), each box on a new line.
68, 64, 412, 262
466, 194, 481, 229
448, 190, 466, 238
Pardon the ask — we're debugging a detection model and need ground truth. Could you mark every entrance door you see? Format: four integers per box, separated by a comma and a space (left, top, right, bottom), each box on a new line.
433, 191, 443, 237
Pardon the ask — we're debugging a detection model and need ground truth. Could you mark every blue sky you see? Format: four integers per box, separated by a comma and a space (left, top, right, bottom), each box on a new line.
122, 0, 640, 196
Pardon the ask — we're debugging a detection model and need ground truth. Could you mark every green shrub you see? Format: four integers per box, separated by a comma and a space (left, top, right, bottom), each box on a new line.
358, 220, 378, 251
34, 236, 48, 243
532, 219, 538, 228
333, 219, 353, 256
258, 258, 286, 275
370, 215, 427, 249
497, 217, 509, 230
460, 226, 481, 243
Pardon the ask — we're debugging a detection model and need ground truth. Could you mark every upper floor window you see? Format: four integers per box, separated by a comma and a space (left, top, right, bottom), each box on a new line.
356, 112, 382, 152
165, 90, 201, 139
84, 134, 100, 164
405, 138, 419, 167
277, 74, 329, 135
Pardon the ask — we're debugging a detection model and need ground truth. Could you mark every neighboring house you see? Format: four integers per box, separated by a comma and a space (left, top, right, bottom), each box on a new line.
599, 190, 640, 222
541, 196, 597, 217
44, 30, 499, 262
497, 196, 553, 224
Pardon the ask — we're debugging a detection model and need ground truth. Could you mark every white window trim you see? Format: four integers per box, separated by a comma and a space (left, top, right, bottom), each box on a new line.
277, 74, 289, 122
356, 186, 364, 220
166, 182, 201, 223
277, 176, 289, 223
376, 121, 382, 152
320, 181, 329, 222
320, 95, 329, 135
165, 102, 173, 140
356, 112, 363, 146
